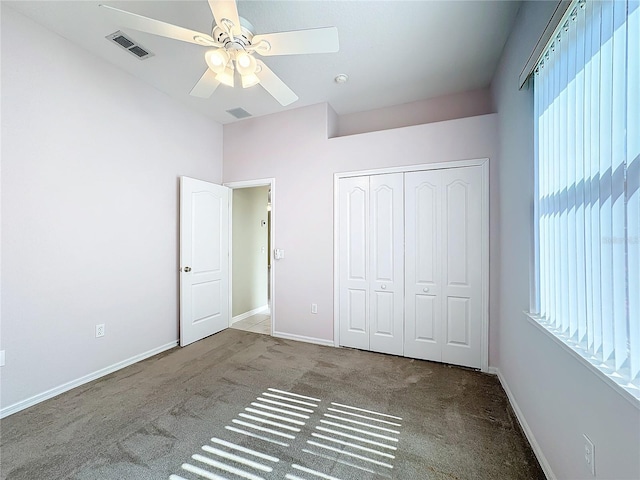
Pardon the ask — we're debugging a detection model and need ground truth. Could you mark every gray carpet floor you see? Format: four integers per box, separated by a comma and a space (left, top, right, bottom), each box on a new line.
0, 329, 545, 480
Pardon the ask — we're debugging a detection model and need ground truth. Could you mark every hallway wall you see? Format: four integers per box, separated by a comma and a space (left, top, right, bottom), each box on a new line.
232, 187, 270, 318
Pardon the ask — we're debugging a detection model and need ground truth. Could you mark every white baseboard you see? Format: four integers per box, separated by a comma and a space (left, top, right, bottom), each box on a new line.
0, 340, 178, 419
232, 305, 269, 324
272, 331, 335, 348
489, 367, 556, 480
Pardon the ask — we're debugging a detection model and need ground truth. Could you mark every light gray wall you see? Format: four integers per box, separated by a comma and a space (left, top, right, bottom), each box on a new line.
491, 2, 640, 478
1, 6, 223, 411
224, 103, 499, 353
337, 88, 494, 137
232, 187, 269, 317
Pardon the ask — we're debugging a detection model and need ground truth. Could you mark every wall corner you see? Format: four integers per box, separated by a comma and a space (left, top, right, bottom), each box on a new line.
326, 103, 339, 139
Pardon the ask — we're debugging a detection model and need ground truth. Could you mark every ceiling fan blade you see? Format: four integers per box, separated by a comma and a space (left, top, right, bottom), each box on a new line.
255, 60, 298, 106
252, 27, 339, 56
100, 5, 217, 46
208, 0, 242, 36
190, 69, 220, 98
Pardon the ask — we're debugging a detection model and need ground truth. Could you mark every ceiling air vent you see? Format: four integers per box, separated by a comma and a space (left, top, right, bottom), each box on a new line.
106, 31, 154, 60
226, 108, 252, 119
129, 45, 150, 58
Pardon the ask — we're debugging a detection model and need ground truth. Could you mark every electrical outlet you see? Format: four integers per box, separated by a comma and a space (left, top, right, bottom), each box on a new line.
95, 324, 105, 338
583, 434, 595, 476
311, 303, 318, 314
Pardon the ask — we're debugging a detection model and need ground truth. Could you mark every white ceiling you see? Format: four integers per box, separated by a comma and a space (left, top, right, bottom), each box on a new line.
6, 1, 521, 124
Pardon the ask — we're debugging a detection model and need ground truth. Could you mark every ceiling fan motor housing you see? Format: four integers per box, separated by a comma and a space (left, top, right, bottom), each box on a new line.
212, 17, 255, 51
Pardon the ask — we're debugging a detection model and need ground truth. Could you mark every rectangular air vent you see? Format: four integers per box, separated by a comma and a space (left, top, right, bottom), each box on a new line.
226, 108, 252, 119
113, 35, 134, 49
106, 31, 154, 60
129, 45, 150, 58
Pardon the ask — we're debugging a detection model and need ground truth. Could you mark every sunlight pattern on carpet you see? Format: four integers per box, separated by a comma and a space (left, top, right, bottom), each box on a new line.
169, 387, 402, 479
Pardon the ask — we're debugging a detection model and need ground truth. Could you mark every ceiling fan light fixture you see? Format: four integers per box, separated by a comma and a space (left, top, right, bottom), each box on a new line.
236, 52, 257, 76
237, 52, 251, 68
216, 66, 235, 87
241, 73, 260, 88
206, 49, 230, 74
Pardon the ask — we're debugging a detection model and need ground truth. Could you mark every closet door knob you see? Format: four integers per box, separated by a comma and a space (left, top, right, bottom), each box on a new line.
381, 284, 387, 290
423, 287, 429, 292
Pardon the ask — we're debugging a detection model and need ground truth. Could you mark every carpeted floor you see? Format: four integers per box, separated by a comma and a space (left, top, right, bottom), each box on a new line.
0, 329, 545, 480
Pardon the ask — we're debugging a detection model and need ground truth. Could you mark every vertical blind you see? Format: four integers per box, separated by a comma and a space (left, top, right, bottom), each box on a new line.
534, 0, 639, 399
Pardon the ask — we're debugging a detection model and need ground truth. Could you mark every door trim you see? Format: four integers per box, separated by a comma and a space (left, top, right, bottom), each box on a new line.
333, 158, 489, 372
224, 178, 276, 336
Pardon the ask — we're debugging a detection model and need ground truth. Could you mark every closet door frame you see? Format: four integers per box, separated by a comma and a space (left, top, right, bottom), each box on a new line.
333, 158, 490, 372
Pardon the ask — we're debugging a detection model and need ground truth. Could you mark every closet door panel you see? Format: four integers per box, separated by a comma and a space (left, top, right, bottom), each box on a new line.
404, 171, 442, 361
414, 294, 437, 341
347, 289, 368, 334
373, 291, 394, 334
447, 296, 470, 345
339, 176, 370, 350
369, 173, 404, 355
441, 166, 483, 368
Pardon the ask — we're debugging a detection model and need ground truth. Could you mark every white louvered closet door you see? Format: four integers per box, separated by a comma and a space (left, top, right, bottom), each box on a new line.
404, 167, 483, 368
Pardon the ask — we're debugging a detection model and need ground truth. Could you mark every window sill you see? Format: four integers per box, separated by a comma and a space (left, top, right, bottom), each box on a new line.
523, 311, 640, 410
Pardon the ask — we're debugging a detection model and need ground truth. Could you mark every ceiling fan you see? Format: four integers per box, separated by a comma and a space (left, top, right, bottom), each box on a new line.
100, 1, 339, 106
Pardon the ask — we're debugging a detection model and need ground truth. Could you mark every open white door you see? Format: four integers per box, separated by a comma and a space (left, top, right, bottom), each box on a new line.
180, 176, 230, 346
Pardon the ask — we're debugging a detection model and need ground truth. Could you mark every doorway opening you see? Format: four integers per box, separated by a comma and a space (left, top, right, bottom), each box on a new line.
225, 179, 275, 336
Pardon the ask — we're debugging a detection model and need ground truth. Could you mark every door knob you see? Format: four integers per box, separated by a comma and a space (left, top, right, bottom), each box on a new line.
381, 285, 387, 290
183, 266, 191, 272
423, 287, 429, 292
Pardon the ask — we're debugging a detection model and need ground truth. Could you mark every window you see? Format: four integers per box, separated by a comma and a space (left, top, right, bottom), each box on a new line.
533, 0, 639, 400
